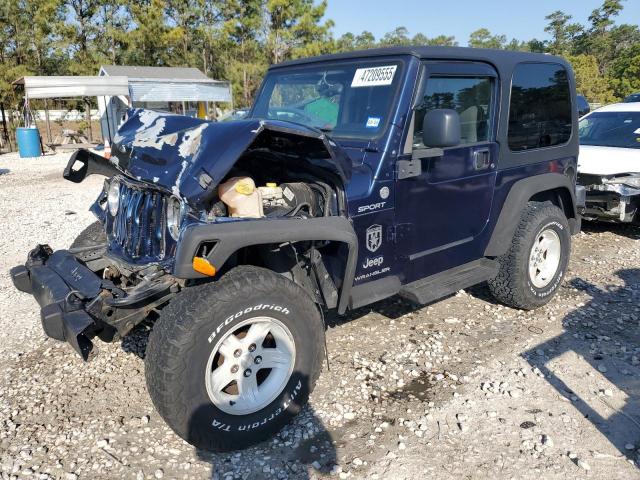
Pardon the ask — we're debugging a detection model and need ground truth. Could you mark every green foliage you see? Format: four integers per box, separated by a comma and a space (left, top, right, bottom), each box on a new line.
468, 28, 506, 49
566, 54, 616, 103
265, 0, 334, 63
544, 10, 582, 55
220, 0, 267, 106
607, 43, 640, 98
1, 0, 638, 111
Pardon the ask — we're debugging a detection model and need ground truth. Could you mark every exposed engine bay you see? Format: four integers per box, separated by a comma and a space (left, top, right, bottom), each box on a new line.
217, 177, 329, 219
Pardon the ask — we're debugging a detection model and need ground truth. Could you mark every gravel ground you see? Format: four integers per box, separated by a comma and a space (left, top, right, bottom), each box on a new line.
1, 152, 639, 479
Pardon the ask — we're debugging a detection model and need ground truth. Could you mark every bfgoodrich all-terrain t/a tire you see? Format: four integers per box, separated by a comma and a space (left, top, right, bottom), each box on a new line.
145, 266, 324, 451
489, 201, 571, 310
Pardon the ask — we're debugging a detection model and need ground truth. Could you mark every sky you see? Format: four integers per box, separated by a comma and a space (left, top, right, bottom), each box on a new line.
323, 0, 640, 43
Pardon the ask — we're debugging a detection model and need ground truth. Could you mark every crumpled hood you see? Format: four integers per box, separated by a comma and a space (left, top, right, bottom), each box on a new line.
110, 109, 352, 207
578, 145, 640, 175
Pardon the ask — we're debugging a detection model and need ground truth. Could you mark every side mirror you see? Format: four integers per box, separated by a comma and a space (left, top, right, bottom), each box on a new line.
422, 109, 461, 148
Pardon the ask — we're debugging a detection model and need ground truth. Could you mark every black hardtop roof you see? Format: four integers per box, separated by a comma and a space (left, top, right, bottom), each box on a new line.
270, 46, 571, 73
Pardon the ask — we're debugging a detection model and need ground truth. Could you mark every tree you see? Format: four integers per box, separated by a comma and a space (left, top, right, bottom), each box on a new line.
588, 0, 624, 35
567, 54, 616, 104
354, 31, 376, 49
56, 0, 106, 75
220, 0, 266, 106
164, 0, 203, 67
126, 0, 171, 66
607, 43, 640, 98
265, 0, 333, 64
194, 0, 225, 78
411, 33, 458, 47
544, 10, 582, 55
334, 32, 356, 52
424, 35, 458, 47
380, 26, 410, 46
526, 39, 548, 53
577, 0, 625, 73
468, 28, 506, 49
94, 0, 130, 66
504, 39, 529, 51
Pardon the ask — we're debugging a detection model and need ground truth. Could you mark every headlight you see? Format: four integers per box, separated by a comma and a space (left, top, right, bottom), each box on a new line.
107, 180, 120, 216
167, 196, 183, 240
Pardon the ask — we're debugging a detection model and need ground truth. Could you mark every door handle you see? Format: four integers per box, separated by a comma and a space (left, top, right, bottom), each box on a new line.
473, 148, 492, 170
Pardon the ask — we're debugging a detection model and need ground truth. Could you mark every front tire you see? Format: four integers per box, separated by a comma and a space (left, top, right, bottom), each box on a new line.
70, 221, 107, 249
489, 201, 571, 310
145, 266, 324, 451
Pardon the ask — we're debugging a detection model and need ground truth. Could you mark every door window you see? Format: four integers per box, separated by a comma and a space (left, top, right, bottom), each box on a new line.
414, 76, 493, 146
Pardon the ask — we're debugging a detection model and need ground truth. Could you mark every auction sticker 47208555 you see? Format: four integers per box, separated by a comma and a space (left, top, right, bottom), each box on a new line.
351, 65, 397, 87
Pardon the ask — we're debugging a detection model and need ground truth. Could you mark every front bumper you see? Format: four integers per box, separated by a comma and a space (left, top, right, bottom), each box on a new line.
580, 187, 639, 223
10, 245, 177, 360
10, 245, 103, 359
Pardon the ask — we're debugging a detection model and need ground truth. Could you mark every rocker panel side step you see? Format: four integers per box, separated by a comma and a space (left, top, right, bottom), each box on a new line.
399, 258, 498, 305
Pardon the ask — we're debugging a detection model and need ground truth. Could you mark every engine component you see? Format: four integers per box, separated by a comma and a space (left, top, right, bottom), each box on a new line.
207, 200, 227, 220
258, 183, 284, 209
218, 177, 264, 218
260, 182, 319, 217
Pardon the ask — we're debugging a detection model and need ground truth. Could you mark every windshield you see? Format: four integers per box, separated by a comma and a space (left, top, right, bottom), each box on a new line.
251, 61, 403, 139
579, 111, 640, 149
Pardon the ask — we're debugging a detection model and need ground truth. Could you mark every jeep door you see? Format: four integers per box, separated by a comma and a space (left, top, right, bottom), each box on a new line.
395, 62, 499, 282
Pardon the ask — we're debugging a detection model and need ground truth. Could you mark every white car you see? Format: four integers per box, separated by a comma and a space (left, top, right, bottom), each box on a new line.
578, 102, 640, 223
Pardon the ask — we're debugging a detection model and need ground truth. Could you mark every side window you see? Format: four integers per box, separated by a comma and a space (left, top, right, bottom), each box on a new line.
414, 76, 493, 146
508, 63, 572, 151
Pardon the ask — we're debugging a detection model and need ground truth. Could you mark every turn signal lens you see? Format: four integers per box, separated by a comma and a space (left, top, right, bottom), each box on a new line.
192, 257, 216, 276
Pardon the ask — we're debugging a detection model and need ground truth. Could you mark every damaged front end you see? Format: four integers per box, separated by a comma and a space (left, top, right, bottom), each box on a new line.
12, 109, 353, 359
10, 244, 178, 360
577, 173, 640, 223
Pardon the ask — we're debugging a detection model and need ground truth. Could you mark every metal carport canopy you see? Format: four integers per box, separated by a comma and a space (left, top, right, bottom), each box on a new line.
129, 81, 233, 103
15, 76, 129, 99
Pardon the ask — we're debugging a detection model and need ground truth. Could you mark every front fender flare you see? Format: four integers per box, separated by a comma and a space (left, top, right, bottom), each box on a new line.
173, 216, 358, 314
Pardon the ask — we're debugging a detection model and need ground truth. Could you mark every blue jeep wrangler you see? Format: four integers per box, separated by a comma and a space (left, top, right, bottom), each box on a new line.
11, 46, 582, 451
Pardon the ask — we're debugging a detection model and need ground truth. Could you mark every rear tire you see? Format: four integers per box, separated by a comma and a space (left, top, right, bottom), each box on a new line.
489, 201, 570, 310
145, 266, 324, 451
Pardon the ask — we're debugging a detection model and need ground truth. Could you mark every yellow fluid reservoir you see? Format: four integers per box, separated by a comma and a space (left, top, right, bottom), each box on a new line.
218, 177, 264, 218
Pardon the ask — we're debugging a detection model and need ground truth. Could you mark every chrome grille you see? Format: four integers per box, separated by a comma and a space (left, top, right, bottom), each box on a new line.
111, 182, 167, 261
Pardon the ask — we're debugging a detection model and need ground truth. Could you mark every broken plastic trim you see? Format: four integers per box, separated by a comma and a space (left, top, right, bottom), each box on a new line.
63, 149, 121, 183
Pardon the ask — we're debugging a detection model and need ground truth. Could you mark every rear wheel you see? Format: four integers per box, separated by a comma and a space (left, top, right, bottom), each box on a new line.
145, 266, 324, 451
489, 201, 570, 310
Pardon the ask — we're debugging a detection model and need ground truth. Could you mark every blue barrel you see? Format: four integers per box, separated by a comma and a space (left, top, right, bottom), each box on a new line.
16, 127, 42, 158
